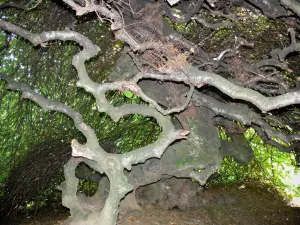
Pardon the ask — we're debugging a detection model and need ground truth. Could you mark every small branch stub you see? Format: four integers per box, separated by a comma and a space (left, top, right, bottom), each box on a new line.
176, 130, 190, 139
71, 139, 94, 160
167, 0, 180, 6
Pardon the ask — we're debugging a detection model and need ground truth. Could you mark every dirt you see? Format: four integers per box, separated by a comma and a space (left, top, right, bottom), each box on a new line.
21, 181, 300, 225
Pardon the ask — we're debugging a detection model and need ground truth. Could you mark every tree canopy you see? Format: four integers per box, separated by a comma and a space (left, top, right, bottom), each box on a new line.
1, 0, 300, 225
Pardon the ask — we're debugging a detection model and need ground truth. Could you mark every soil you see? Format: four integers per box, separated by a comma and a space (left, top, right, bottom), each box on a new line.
21, 181, 300, 225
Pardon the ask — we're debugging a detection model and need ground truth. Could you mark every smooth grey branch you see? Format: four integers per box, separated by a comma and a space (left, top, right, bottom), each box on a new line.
0, 73, 104, 159
138, 66, 300, 112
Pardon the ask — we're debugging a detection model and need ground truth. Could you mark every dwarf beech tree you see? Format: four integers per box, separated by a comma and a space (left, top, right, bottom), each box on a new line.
1, 0, 300, 225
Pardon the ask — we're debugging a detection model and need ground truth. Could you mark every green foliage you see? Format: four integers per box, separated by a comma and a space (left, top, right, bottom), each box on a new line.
167, 6, 290, 64
105, 90, 161, 153
208, 128, 300, 201
0, 1, 157, 192
123, 91, 134, 99
218, 126, 231, 141
1, 0, 298, 215
78, 179, 99, 197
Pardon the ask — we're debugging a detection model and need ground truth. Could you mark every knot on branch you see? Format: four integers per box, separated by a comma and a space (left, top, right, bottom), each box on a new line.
105, 156, 122, 172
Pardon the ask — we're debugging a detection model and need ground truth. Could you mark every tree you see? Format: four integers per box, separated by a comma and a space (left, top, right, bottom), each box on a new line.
1, 0, 300, 224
